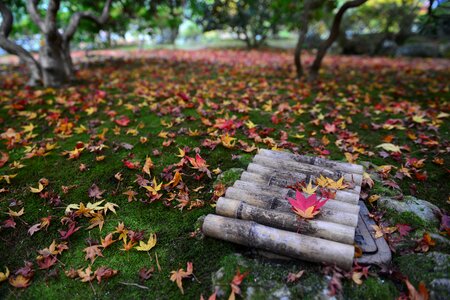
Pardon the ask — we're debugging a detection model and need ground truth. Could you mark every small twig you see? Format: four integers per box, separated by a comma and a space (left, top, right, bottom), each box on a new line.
155, 252, 161, 272
119, 282, 150, 290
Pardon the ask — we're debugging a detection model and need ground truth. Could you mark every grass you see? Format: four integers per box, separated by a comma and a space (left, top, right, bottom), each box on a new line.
0, 49, 449, 299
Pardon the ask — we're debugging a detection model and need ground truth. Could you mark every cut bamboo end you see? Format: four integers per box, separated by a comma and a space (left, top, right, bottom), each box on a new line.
258, 149, 364, 175
216, 197, 356, 245
202, 214, 355, 270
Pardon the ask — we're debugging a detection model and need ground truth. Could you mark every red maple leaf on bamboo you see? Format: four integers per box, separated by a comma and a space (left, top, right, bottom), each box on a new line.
287, 191, 329, 219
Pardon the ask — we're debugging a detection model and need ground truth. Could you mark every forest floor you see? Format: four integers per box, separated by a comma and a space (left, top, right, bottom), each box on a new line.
0, 49, 449, 299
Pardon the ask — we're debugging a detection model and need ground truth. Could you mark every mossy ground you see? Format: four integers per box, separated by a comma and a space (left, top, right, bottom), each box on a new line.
0, 49, 449, 299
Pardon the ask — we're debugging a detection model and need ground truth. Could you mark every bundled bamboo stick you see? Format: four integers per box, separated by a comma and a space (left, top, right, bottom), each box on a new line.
241, 167, 361, 197
258, 149, 364, 175
253, 154, 363, 186
202, 214, 355, 270
225, 186, 359, 227
216, 197, 356, 244
233, 178, 360, 205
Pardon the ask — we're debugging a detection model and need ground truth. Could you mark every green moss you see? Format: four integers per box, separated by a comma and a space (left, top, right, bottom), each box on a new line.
344, 277, 399, 300
371, 182, 399, 197
385, 210, 431, 229
214, 168, 244, 186
396, 253, 449, 286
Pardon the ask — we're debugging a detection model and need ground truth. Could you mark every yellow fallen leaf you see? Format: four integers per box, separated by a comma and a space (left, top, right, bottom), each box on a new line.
30, 182, 44, 193
301, 180, 318, 194
0, 267, 9, 283
7, 208, 24, 217
135, 233, 157, 251
368, 195, 380, 203
376, 143, 401, 153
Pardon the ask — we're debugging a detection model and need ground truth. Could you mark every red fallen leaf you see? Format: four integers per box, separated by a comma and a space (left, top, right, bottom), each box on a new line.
123, 159, 141, 169
187, 153, 211, 178
397, 224, 412, 237
28, 223, 41, 236
0, 151, 9, 168
15, 261, 34, 278
287, 191, 329, 219
139, 267, 154, 282
83, 245, 104, 264
230, 269, 249, 298
37, 256, 57, 270
115, 115, 130, 127
405, 279, 429, 300
94, 266, 118, 283
2, 218, 16, 228
59, 222, 81, 240
88, 183, 105, 199
177, 92, 190, 101
414, 171, 428, 181
323, 123, 337, 134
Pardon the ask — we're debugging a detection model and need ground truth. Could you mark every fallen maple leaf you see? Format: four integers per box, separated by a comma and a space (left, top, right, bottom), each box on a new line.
301, 180, 318, 194
88, 184, 105, 199
142, 156, 154, 175
83, 245, 104, 264
101, 233, 116, 248
0, 267, 9, 283
143, 177, 163, 196
287, 191, 328, 219
7, 207, 24, 217
286, 270, 304, 283
170, 262, 193, 294
135, 233, 157, 251
405, 279, 429, 300
77, 266, 94, 282
229, 268, 249, 300
94, 266, 118, 283
376, 143, 401, 153
115, 115, 130, 127
9, 275, 31, 288
139, 267, 154, 282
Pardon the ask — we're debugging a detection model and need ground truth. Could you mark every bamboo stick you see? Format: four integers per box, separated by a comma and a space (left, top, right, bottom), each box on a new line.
241, 167, 361, 197
233, 178, 360, 206
252, 154, 363, 186
202, 214, 355, 270
216, 197, 356, 244
258, 149, 364, 175
225, 186, 359, 227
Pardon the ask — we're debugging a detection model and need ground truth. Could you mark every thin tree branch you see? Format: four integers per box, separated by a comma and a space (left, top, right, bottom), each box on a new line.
44, 0, 61, 35
26, 0, 45, 32
63, 0, 113, 41
309, 0, 367, 77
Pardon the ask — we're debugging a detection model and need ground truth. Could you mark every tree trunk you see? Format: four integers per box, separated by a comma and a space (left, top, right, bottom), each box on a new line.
295, 0, 324, 78
0, 2, 41, 86
309, 0, 367, 80
38, 36, 72, 87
